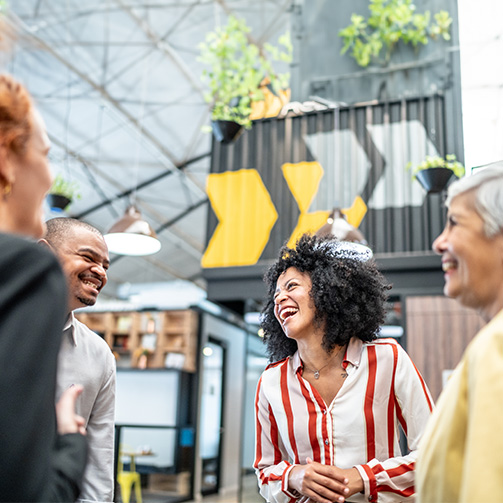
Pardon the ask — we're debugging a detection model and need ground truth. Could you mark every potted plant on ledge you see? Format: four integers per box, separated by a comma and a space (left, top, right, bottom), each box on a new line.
198, 15, 292, 144
407, 154, 465, 193
47, 174, 81, 211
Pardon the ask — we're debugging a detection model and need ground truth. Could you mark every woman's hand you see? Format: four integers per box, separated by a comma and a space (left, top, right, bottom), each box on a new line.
334, 464, 364, 498
55, 385, 86, 436
288, 458, 352, 503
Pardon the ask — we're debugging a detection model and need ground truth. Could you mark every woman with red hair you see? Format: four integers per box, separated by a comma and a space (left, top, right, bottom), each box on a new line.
0, 74, 87, 502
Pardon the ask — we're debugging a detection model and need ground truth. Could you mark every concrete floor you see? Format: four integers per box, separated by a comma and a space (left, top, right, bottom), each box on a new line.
187, 475, 261, 503
131, 475, 261, 503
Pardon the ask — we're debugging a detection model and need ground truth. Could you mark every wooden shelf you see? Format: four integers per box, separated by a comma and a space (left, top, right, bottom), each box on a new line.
75, 309, 198, 372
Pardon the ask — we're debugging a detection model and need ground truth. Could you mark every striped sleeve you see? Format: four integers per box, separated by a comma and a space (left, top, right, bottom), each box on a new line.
355, 343, 433, 502
254, 374, 299, 503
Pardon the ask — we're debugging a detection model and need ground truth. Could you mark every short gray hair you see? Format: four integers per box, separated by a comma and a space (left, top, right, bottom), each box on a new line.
446, 163, 503, 238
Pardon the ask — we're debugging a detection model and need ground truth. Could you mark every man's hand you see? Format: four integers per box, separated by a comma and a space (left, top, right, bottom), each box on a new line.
55, 385, 86, 436
288, 458, 351, 503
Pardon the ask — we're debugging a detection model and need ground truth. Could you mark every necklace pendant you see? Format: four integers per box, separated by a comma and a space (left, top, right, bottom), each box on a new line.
314, 371, 320, 379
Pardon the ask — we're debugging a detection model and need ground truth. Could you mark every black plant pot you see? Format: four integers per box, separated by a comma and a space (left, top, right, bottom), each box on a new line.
47, 193, 72, 211
211, 120, 244, 144
415, 167, 456, 194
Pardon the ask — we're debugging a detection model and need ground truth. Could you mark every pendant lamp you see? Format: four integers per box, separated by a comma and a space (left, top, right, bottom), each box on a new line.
104, 206, 161, 256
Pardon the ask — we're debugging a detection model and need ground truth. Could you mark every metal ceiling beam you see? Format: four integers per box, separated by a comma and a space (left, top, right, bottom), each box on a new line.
110, 197, 209, 266
215, 0, 266, 56
74, 151, 210, 219
48, 133, 123, 218
21, 2, 213, 29
9, 13, 182, 168
256, 0, 294, 45
21, 3, 212, 32
48, 132, 206, 256
54, 157, 195, 169
109, 253, 195, 285
156, 197, 208, 235
215, 0, 293, 55
158, 1, 199, 42
114, 0, 206, 99
33, 41, 155, 47
101, 42, 159, 89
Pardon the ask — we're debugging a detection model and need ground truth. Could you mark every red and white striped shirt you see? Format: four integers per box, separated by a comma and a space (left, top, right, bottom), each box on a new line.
254, 337, 433, 503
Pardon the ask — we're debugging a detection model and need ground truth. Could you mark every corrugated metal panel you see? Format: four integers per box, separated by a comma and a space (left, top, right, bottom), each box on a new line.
205, 94, 450, 266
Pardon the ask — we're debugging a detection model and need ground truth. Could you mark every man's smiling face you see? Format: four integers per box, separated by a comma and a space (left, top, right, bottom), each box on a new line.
55, 227, 110, 312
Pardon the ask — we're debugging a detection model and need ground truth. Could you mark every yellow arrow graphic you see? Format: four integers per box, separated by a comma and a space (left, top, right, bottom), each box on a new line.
282, 162, 330, 247
342, 195, 367, 228
202, 169, 278, 268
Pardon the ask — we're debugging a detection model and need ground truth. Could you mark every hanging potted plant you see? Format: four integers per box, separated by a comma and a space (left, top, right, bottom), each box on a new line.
47, 173, 81, 211
407, 154, 465, 193
198, 15, 292, 143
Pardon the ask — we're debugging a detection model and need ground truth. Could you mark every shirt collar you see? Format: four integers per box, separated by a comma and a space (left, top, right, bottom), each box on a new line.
62, 312, 77, 347
345, 337, 363, 367
292, 336, 364, 373
292, 351, 303, 374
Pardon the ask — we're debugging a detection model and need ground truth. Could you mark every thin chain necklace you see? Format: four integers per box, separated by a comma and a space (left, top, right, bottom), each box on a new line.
302, 344, 346, 380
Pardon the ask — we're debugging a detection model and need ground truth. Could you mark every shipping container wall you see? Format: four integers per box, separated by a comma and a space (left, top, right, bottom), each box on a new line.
204, 95, 449, 268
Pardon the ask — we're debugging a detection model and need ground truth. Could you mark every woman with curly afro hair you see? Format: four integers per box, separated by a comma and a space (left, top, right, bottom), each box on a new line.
254, 234, 433, 503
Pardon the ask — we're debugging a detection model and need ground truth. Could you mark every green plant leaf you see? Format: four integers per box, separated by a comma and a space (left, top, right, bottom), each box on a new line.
50, 174, 81, 199
199, 14, 292, 130
407, 154, 465, 179
339, 0, 452, 67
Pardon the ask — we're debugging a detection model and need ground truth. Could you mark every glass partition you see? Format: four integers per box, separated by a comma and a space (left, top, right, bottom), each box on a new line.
115, 369, 195, 502
240, 333, 268, 502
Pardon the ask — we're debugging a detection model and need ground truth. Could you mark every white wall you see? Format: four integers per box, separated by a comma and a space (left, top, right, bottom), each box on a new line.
458, 0, 503, 169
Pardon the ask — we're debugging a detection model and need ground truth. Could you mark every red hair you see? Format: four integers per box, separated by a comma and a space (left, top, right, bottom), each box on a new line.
0, 74, 33, 155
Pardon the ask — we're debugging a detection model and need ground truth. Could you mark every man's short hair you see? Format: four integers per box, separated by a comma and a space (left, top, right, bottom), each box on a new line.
44, 218, 103, 248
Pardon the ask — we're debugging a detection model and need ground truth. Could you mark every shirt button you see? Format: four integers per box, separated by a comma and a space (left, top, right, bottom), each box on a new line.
323, 410, 327, 415
324, 439, 329, 445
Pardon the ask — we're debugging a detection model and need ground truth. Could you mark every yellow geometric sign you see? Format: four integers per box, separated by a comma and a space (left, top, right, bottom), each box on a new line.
287, 210, 331, 248
202, 162, 369, 267
282, 162, 330, 247
201, 169, 278, 268
282, 161, 324, 212
341, 195, 367, 228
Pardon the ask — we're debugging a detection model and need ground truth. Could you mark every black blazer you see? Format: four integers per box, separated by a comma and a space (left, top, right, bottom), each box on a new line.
0, 232, 87, 502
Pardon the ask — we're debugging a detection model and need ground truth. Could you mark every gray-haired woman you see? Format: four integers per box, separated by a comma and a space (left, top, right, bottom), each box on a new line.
417, 165, 503, 502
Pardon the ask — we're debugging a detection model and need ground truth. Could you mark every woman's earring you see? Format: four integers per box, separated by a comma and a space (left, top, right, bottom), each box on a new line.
3, 183, 11, 196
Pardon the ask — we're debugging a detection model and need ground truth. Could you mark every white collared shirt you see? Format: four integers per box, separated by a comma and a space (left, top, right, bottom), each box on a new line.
56, 312, 116, 503
254, 337, 433, 503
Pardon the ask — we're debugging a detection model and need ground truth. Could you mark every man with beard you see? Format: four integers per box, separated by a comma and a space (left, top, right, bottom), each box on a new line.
41, 218, 116, 503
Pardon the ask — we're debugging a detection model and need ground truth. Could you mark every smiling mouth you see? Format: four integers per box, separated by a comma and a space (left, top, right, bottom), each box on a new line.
442, 260, 457, 273
81, 278, 101, 291
279, 307, 298, 322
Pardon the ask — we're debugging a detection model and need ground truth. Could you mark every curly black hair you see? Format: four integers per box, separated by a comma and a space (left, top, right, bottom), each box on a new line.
261, 234, 391, 362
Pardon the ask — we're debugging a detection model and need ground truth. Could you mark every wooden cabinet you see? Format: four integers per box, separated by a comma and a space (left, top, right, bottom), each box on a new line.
75, 310, 198, 372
